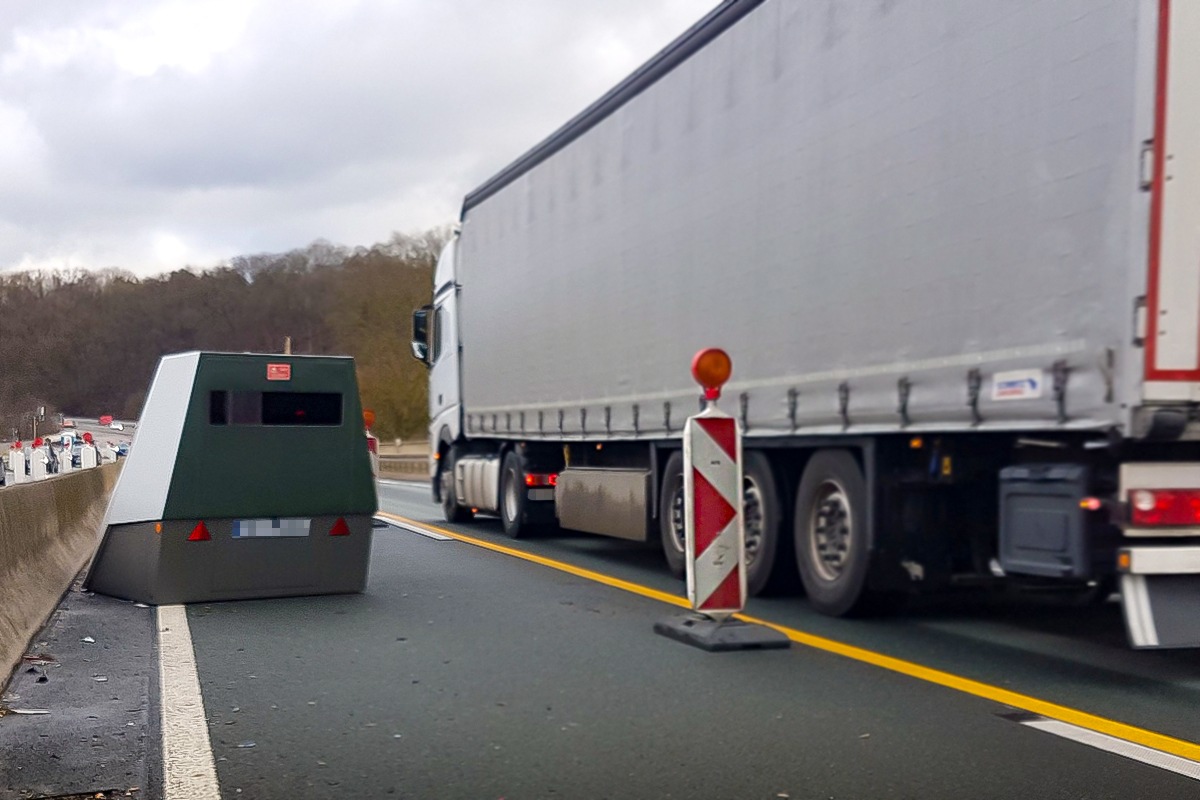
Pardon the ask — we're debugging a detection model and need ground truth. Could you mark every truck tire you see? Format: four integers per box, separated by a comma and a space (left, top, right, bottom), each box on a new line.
660, 449, 783, 595
439, 450, 474, 524
499, 450, 529, 538
743, 450, 783, 597
659, 451, 687, 578
794, 449, 872, 616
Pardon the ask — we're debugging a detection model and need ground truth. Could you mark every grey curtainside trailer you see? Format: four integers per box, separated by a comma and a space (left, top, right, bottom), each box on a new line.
412, 0, 1200, 647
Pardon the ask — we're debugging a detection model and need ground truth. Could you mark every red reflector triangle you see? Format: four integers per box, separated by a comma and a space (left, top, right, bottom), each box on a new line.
330, 517, 351, 536
188, 521, 211, 542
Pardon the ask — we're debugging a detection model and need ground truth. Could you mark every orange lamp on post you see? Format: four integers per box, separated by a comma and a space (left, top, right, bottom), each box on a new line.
691, 347, 733, 404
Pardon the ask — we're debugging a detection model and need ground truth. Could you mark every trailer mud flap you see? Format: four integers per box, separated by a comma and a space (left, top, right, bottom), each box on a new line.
1121, 573, 1200, 648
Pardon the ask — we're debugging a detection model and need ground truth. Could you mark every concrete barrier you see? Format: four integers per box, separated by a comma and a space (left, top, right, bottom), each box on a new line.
0, 463, 121, 686
8, 451, 27, 485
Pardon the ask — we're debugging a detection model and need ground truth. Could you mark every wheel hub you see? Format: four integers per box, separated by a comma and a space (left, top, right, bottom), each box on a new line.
504, 468, 519, 522
809, 480, 852, 582
743, 476, 765, 567
670, 484, 686, 552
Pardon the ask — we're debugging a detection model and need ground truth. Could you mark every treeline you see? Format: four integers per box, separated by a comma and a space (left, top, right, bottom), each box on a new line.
0, 230, 446, 441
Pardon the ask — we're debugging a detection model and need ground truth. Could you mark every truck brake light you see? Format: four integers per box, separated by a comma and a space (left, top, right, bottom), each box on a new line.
524, 473, 558, 487
1129, 489, 1200, 526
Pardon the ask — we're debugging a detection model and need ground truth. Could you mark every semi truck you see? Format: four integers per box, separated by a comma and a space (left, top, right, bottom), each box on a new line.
411, 0, 1200, 648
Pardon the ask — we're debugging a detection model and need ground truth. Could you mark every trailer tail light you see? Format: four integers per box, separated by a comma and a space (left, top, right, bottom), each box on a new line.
1129, 489, 1200, 526
188, 521, 211, 541
524, 473, 558, 487
330, 517, 351, 536
366, 437, 378, 455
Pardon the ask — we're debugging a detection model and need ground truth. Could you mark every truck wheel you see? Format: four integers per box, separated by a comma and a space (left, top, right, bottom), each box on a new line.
440, 450, 474, 524
660, 449, 783, 593
794, 450, 872, 616
659, 451, 686, 578
743, 451, 782, 597
499, 450, 529, 538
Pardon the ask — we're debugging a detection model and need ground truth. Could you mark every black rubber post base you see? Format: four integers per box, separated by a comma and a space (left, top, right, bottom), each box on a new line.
654, 613, 791, 652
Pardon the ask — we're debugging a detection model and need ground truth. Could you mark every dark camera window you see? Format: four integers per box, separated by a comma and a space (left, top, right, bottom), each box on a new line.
208, 390, 343, 426
231, 391, 262, 425
209, 391, 228, 425
262, 392, 342, 426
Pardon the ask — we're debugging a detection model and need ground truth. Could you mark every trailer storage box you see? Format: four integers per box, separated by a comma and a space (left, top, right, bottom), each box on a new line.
86, 352, 377, 605
998, 465, 1095, 579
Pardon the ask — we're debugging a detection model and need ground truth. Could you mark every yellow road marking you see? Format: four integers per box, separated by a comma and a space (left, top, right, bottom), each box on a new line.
379, 511, 690, 608
378, 511, 1200, 763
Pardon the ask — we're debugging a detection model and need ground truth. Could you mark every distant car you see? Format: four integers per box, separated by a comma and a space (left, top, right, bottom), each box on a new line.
116, 443, 130, 457
62, 419, 76, 429
109, 421, 124, 431
71, 443, 82, 467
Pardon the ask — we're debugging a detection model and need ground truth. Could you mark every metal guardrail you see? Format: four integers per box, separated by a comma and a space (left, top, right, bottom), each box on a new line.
377, 440, 429, 457
378, 454, 428, 477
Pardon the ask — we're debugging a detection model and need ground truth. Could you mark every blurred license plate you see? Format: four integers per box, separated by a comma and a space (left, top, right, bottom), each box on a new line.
232, 518, 311, 538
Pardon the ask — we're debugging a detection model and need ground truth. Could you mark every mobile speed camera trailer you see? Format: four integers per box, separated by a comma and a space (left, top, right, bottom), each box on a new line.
413, 0, 1200, 648
86, 352, 377, 605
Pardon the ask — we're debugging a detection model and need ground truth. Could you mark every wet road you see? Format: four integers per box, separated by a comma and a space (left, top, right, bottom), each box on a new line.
177, 480, 1200, 798
7, 478, 1200, 799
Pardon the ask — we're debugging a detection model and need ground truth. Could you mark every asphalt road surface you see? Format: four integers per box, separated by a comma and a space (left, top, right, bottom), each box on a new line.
5, 479, 1200, 799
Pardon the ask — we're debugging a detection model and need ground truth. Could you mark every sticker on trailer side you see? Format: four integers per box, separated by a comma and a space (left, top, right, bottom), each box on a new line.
992, 370, 1044, 401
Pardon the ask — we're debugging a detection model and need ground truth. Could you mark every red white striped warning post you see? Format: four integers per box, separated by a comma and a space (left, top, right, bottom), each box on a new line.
683, 407, 746, 619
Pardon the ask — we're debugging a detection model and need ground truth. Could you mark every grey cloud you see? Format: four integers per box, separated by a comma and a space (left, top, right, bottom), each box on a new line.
0, 0, 712, 274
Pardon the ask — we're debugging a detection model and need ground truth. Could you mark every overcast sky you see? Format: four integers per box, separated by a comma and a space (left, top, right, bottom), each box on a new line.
0, 0, 711, 276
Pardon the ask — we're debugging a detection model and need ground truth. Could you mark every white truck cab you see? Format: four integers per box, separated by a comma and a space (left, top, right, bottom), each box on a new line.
413, 235, 464, 505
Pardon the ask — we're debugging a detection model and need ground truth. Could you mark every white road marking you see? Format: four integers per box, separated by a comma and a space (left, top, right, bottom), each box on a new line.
376, 515, 454, 541
1019, 716, 1200, 781
377, 479, 431, 489
158, 605, 220, 800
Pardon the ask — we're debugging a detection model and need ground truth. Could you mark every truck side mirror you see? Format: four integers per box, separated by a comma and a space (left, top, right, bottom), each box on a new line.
411, 307, 431, 364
